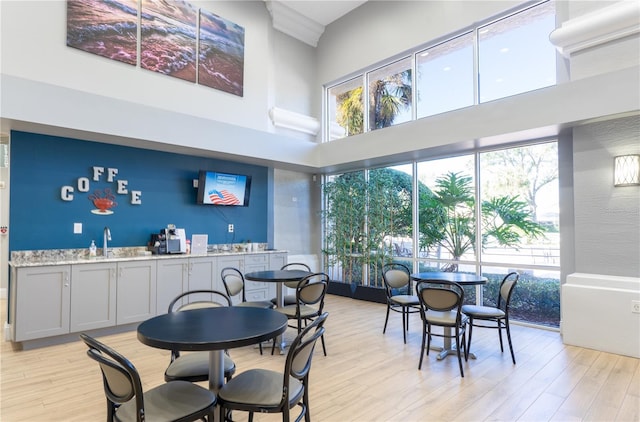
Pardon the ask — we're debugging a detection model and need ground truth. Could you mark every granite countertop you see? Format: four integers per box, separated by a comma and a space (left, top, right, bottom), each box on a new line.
9, 245, 284, 268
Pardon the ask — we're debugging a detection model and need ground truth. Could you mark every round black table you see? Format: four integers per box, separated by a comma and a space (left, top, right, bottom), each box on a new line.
410, 271, 488, 286
244, 270, 313, 353
137, 307, 287, 392
410, 272, 488, 360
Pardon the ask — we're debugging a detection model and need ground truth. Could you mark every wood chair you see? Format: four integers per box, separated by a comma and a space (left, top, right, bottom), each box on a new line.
80, 333, 216, 422
462, 272, 519, 364
164, 289, 237, 383
218, 313, 328, 422
382, 262, 420, 344
416, 279, 468, 377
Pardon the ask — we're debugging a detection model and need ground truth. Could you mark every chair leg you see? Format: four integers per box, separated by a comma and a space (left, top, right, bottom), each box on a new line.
383, 305, 391, 334
466, 318, 474, 357
497, 319, 505, 352
320, 333, 327, 356
426, 323, 432, 356
419, 325, 427, 370
259, 342, 263, 355
505, 317, 516, 364
455, 328, 464, 378
402, 307, 407, 344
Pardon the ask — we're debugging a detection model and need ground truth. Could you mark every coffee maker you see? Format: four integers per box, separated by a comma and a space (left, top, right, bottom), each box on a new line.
149, 224, 186, 254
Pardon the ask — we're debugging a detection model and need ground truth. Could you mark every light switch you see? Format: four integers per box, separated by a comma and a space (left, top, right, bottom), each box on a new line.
74, 223, 82, 234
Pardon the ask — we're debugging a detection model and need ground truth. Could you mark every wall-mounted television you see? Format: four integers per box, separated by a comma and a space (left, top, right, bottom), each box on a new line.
197, 170, 252, 206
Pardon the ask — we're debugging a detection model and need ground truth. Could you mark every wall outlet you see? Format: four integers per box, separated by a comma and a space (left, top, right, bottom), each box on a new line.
228, 224, 234, 233
632, 300, 640, 314
73, 222, 82, 234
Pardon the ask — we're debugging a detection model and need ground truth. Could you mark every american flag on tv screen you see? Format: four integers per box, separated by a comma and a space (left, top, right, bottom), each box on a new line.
208, 189, 241, 205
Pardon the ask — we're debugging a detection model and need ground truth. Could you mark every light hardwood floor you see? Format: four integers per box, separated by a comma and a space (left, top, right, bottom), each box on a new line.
1, 295, 639, 421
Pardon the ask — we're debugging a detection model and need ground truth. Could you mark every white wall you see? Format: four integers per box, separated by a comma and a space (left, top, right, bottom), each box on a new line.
0, 0, 320, 168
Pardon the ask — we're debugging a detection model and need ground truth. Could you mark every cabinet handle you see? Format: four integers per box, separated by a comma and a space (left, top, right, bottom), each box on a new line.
119, 268, 123, 278
64, 283, 70, 287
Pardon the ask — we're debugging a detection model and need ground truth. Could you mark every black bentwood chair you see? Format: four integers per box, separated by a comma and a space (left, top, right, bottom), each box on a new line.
416, 280, 468, 378
164, 290, 237, 384
270, 262, 312, 307
272, 272, 328, 356
217, 312, 328, 422
462, 271, 519, 364
221, 267, 275, 355
382, 263, 420, 344
80, 333, 216, 422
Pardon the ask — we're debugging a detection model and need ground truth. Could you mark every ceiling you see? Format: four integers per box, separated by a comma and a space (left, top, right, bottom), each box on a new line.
264, 0, 368, 46
276, 0, 368, 26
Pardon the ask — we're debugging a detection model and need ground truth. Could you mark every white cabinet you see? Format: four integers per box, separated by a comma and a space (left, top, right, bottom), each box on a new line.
70, 262, 117, 332
9, 252, 286, 344
156, 258, 189, 315
244, 254, 270, 302
11, 265, 71, 341
116, 260, 157, 324
269, 253, 287, 271
156, 256, 217, 313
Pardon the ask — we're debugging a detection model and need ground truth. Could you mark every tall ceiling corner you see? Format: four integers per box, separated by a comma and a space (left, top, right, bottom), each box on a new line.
264, 0, 325, 47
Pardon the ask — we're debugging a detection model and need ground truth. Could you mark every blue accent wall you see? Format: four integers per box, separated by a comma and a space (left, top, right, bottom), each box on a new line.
9, 131, 269, 251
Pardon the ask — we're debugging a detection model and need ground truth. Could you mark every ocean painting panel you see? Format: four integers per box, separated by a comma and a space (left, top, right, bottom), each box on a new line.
198, 9, 245, 97
140, 0, 197, 83
66, 0, 138, 66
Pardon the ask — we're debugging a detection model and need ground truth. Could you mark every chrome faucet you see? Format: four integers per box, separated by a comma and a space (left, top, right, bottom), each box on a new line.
103, 227, 111, 257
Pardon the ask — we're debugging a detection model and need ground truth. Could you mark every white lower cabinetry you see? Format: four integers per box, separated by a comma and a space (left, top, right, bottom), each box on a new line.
10, 252, 286, 343
70, 262, 116, 332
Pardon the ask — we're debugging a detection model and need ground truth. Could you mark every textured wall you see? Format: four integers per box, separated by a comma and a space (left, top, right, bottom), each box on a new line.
573, 115, 640, 277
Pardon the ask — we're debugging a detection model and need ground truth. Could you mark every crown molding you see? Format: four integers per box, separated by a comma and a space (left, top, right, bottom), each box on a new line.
264, 1, 325, 47
550, 1, 640, 57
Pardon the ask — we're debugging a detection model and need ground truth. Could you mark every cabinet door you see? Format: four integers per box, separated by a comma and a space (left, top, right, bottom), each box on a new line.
244, 254, 269, 294
13, 265, 71, 341
268, 253, 287, 270
116, 260, 157, 324
156, 258, 188, 315
187, 257, 217, 302
70, 263, 117, 332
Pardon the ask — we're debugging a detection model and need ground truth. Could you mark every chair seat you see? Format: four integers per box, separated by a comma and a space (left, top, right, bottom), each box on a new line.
235, 300, 275, 309
277, 304, 319, 319
270, 294, 297, 306
115, 380, 216, 422
389, 294, 420, 306
425, 310, 469, 326
462, 304, 505, 319
218, 368, 303, 408
165, 352, 235, 381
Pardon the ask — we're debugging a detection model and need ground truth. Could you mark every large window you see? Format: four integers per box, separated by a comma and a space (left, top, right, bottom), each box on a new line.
325, 1, 556, 141
416, 32, 475, 118
367, 58, 412, 131
327, 77, 364, 140
323, 142, 560, 328
478, 1, 556, 102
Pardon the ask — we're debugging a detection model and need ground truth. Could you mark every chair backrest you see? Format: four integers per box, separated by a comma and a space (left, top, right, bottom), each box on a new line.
221, 267, 246, 300
284, 312, 329, 394
382, 263, 411, 297
497, 272, 519, 312
80, 333, 145, 421
281, 263, 312, 289
416, 280, 465, 322
296, 272, 329, 310
281, 262, 311, 272
168, 289, 231, 313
